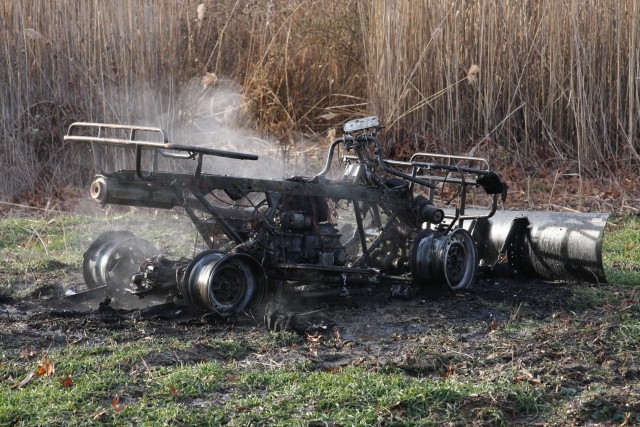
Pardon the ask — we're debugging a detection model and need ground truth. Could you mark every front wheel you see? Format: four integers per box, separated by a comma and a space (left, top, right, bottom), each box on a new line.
410, 228, 478, 291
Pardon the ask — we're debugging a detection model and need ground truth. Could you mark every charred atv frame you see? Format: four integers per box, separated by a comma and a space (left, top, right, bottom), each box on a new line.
65, 117, 608, 318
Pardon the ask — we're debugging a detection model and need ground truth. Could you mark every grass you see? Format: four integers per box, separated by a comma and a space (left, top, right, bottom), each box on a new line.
0, 215, 90, 298
603, 214, 640, 285
1, 347, 543, 426
0, 211, 639, 425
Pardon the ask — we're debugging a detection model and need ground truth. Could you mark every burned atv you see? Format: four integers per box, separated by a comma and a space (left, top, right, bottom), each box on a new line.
65, 117, 608, 320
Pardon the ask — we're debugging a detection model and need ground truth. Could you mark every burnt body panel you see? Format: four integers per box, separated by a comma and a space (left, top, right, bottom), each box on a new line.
473, 211, 609, 283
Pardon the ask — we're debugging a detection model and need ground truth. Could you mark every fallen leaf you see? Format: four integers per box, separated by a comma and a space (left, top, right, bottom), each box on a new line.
92, 409, 109, 420
36, 357, 55, 377
60, 376, 74, 388
513, 368, 542, 385
441, 365, 456, 379
112, 395, 125, 413
168, 385, 181, 396
10, 372, 35, 390
20, 348, 37, 362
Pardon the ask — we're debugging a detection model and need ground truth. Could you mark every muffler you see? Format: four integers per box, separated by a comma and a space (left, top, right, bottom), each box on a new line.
91, 175, 181, 209
471, 210, 609, 283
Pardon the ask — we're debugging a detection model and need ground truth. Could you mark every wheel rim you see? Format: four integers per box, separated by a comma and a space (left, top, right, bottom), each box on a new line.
444, 241, 466, 284
210, 261, 250, 308
411, 228, 478, 290
181, 252, 265, 317
444, 229, 477, 290
82, 231, 156, 295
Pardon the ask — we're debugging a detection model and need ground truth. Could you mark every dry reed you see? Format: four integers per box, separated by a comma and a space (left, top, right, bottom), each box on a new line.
0, 0, 638, 203
364, 0, 640, 174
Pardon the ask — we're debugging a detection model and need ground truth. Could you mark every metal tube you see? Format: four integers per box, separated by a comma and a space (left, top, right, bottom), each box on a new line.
90, 175, 180, 208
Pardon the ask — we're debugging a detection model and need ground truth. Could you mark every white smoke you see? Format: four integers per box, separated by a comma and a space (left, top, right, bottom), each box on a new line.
165, 75, 321, 180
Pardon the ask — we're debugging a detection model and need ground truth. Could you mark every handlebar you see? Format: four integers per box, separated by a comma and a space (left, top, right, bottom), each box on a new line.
316, 134, 437, 189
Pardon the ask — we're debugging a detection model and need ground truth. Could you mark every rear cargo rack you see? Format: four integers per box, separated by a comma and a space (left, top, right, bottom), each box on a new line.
64, 122, 258, 180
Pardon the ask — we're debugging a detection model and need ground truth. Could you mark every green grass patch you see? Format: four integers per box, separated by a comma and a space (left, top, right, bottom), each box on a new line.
566, 285, 623, 311
0, 216, 94, 284
603, 215, 640, 286
0, 350, 547, 426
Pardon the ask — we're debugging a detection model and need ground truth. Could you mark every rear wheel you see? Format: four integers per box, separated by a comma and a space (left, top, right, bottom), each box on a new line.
180, 251, 265, 317
82, 231, 157, 296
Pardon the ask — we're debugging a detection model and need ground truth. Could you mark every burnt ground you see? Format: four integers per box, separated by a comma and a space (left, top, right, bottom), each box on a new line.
2, 270, 639, 425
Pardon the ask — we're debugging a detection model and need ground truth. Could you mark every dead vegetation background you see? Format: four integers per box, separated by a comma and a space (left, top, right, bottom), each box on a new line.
1, 0, 639, 212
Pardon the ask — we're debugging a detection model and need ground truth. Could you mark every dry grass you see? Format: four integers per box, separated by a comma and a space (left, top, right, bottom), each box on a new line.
1, 1, 639, 208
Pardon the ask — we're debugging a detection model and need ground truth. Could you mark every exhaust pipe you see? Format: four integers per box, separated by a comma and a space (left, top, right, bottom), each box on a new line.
91, 175, 181, 209
472, 210, 609, 283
